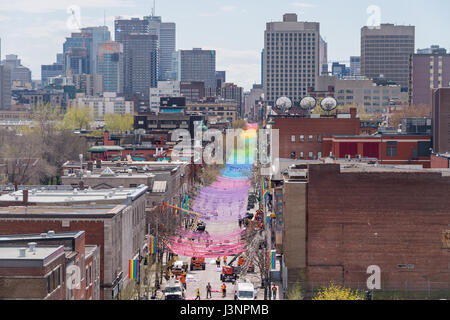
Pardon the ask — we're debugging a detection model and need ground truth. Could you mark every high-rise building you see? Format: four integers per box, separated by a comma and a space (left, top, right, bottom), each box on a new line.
350, 56, 361, 76
0, 65, 11, 110
215, 71, 226, 89
63, 32, 93, 75
409, 51, 450, 106
97, 41, 124, 93
361, 24, 415, 90
179, 48, 216, 89
2, 54, 32, 84
114, 18, 149, 43
264, 13, 320, 104
261, 49, 264, 86
245, 84, 264, 119
81, 26, 111, 76
149, 80, 181, 110
144, 15, 176, 81
72, 73, 103, 96
432, 88, 450, 153
319, 36, 328, 75
122, 33, 158, 98
220, 83, 243, 117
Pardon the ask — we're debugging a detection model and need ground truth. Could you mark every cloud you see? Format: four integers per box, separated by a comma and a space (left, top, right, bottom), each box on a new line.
0, 0, 136, 14
291, 2, 317, 8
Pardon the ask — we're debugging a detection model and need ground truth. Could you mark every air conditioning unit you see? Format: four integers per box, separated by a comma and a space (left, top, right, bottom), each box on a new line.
356, 155, 362, 160
346, 155, 351, 160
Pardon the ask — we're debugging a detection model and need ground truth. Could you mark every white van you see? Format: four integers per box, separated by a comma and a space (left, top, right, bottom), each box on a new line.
234, 282, 257, 300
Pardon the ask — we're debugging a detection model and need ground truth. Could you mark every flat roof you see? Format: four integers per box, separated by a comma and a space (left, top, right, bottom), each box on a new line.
0, 185, 148, 204
0, 205, 125, 217
0, 231, 84, 242
0, 245, 65, 267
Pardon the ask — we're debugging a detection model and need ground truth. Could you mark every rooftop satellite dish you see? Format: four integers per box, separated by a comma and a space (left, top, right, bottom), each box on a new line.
320, 97, 338, 112
276, 97, 292, 112
300, 97, 317, 111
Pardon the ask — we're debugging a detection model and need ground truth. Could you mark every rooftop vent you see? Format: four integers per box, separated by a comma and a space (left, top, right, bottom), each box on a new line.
28, 242, 37, 253
47, 230, 55, 238
40, 233, 47, 238
19, 248, 26, 257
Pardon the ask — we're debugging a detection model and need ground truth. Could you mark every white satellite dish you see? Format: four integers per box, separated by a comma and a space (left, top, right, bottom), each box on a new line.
300, 97, 317, 111
276, 97, 292, 112
320, 97, 338, 112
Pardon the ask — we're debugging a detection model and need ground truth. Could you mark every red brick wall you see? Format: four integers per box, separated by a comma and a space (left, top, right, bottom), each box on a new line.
272, 118, 361, 159
431, 154, 449, 169
305, 164, 450, 291
0, 219, 105, 299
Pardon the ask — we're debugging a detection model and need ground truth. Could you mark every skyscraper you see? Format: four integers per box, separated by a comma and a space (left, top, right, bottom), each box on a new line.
81, 26, 111, 76
98, 41, 124, 93
361, 24, 415, 90
319, 36, 328, 75
264, 13, 320, 104
0, 65, 11, 110
144, 15, 176, 81
215, 71, 226, 89
179, 48, 216, 89
114, 18, 150, 43
2, 54, 32, 84
63, 32, 93, 75
122, 33, 158, 98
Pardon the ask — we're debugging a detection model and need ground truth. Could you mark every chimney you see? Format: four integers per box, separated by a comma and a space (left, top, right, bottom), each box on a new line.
23, 189, 29, 204
350, 107, 357, 119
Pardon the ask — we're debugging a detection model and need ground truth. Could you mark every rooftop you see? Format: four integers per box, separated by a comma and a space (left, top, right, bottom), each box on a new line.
0, 245, 65, 267
0, 231, 84, 242
0, 185, 148, 204
0, 205, 126, 217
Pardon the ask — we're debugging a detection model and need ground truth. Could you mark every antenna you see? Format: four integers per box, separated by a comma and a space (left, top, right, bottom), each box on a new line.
152, 0, 156, 16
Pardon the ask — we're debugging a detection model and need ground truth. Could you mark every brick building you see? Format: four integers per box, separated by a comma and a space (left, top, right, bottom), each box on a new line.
0, 186, 148, 300
432, 88, 450, 153
322, 134, 432, 168
0, 231, 100, 300
279, 163, 450, 296
0, 244, 66, 300
270, 109, 360, 160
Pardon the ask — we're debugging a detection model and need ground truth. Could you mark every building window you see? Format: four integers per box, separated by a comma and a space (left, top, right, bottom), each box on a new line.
291, 135, 296, 142
290, 152, 296, 159
299, 135, 305, 142
86, 267, 89, 289
308, 135, 313, 142
317, 135, 322, 142
318, 152, 322, 158
386, 141, 397, 157
300, 152, 304, 158
309, 152, 314, 158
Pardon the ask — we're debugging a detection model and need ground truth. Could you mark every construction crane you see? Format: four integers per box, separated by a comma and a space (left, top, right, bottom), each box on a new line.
161, 202, 202, 231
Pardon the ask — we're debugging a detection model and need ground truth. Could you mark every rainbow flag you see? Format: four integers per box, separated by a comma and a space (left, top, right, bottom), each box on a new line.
149, 236, 157, 255
129, 259, 139, 279
270, 250, 276, 270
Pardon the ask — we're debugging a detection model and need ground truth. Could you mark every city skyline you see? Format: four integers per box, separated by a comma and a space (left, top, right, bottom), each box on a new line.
0, 0, 450, 90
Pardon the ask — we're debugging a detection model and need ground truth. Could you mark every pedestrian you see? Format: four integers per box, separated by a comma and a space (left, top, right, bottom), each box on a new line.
239, 219, 242, 228
223, 256, 227, 265
216, 257, 221, 268
221, 283, 227, 298
272, 285, 277, 300
195, 288, 201, 300
206, 282, 212, 299
180, 273, 186, 290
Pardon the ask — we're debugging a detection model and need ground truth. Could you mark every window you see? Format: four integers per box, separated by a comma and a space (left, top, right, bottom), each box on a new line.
308, 135, 313, 142
317, 135, 322, 142
290, 152, 296, 159
300, 152, 304, 158
86, 267, 89, 288
386, 141, 397, 157
309, 152, 314, 158
318, 152, 322, 158
291, 135, 296, 142
299, 135, 305, 142
81, 255, 84, 280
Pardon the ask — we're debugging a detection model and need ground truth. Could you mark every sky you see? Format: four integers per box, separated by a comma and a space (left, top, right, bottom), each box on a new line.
0, 0, 449, 91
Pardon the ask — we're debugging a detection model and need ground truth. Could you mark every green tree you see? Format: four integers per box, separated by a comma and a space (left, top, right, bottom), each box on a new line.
62, 105, 93, 130
104, 113, 134, 133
